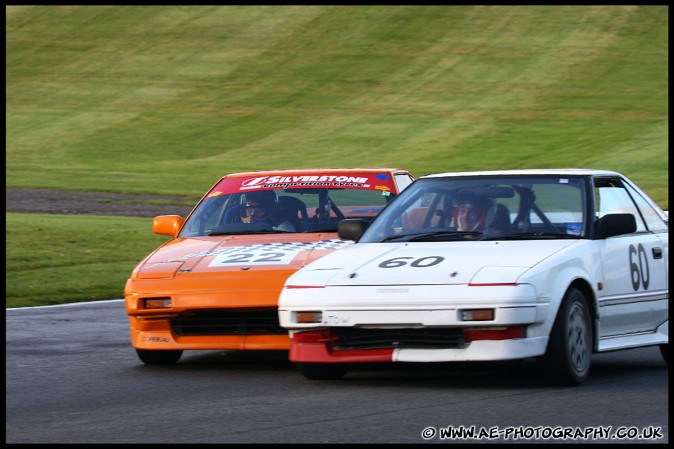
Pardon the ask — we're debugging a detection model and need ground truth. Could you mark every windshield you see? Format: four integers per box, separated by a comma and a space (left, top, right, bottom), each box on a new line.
359, 175, 589, 243
179, 172, 400, 237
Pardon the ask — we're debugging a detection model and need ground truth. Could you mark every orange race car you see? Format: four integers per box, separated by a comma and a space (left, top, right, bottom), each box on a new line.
124, 168, 415, 364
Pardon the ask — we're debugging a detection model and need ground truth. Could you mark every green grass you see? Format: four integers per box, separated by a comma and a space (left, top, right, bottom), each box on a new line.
6, 6, 668, 307
5, 213, 170, 308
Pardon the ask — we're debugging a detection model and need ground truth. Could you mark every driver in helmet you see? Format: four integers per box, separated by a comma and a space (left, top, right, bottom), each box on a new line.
240, 190, 295, 232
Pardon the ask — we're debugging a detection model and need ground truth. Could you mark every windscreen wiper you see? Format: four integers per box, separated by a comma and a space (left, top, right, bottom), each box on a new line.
207, 229, 292, 236
490, 232, 581, 240
381, 231, 481, 242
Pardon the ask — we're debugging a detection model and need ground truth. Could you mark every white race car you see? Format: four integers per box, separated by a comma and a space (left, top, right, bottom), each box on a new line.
278, 169, 669, 385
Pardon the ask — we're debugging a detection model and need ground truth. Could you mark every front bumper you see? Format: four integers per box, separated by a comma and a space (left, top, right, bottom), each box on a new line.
288, 330, 548, 363
281, 282, 549, 362
128, 311, 290, 351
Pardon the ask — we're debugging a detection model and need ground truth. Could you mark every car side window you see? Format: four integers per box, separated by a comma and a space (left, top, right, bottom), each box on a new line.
394, 173, 415, 192
622, 182, 668, 232
594, 178, 646, 232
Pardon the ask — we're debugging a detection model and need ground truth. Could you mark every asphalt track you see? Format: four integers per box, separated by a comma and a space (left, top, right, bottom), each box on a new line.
5, 300, 669, 444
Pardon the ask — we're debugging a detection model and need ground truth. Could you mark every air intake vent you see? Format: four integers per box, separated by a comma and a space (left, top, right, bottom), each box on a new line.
333, 327, 466, 350
171, 310, 285, 336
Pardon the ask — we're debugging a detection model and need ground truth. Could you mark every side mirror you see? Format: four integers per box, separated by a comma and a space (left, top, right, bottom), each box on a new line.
338, 219, 368, 241
596, 213, 636, 239
153, 215, 185, 237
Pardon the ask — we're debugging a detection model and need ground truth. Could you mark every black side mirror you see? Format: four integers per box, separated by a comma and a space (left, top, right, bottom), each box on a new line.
338, 219, 368, 241
596, 213, 637, 239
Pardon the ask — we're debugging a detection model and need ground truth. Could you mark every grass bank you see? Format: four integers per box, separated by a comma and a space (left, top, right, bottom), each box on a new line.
6, 6, 668, 307
6, 213, 169, 308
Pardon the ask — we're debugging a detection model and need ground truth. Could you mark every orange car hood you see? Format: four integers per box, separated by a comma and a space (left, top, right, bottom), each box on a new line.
135, 233, 352, 279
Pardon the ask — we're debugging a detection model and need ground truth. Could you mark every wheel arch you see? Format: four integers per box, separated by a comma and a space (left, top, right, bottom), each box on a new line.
567, 278, 599, 352
526, 263, 598, 341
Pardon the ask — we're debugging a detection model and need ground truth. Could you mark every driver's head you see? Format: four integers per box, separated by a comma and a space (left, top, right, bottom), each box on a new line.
453, 191, 489, 231
241, 190, 277, 221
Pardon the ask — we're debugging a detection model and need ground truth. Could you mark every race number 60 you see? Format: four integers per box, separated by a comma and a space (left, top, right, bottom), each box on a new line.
378, 256, 444, 268
629, 243, 650, 291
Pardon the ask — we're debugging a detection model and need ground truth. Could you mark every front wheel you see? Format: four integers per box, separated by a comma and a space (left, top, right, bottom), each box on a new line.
136, 349, 183, 365
297, 362, 347, 380
539, 287, 592, 386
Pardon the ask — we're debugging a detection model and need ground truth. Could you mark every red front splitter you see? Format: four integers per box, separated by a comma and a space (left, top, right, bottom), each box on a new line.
289, 342, 394, 363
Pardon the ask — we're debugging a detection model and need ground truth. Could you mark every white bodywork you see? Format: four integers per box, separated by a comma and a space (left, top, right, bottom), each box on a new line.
278, 169, 668, 363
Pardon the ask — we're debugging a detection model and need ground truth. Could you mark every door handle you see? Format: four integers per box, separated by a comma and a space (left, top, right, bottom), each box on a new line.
652, 247, 663, 259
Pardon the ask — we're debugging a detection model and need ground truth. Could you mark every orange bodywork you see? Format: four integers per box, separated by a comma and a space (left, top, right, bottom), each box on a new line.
125, 233, 339, 351
124, 168, 414, 355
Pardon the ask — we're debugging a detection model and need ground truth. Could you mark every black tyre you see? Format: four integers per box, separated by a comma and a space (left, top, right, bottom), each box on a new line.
136, 349, 183, 365
660, 344, 668, 364
297, 362, 347, 380
540, 287, 592, 386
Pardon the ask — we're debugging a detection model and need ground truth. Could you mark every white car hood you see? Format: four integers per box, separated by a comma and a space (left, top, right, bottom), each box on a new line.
291, 240, 579, 286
